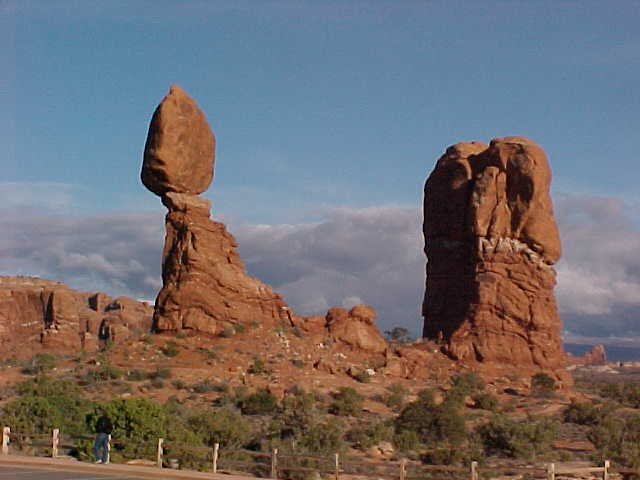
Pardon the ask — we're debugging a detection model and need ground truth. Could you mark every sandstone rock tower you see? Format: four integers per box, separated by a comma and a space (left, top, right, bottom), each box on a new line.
422, 137, 565, 371
142, 85, 289, 334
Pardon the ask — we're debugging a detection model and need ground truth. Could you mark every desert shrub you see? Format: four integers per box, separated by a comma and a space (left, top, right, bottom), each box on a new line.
352, 370, 372, 383
473, 392, 499, 411
477, 414, 558, 460
329, 387, 363, 417
447, 372, 484, 406
0, 377, 94, 437
393, 430, 421, 453
598, 382, 640, 408
240, 389, 280, 415
149, 378, 165, 389
347, 420, 394, 449
291, 358, 305, 368
384, 383, 408, 411
220, 326, 235, 338
85, 363, 123, 382
126, 369, 147, 381
531, 373, 556, 398
234, 323, 246, 333
248, 357, 268, 375
563, 401, 604, 425
185, 408, 251, 449
297, 417, 344, 455
395, 389, 466, 447
88, 398, 168, 461
149, 367, 172, 380
192, 379, 223, 394
588, 412, 640, 468
161, 341, 179, 357
172, 379, 187, 390
21, 353, 57, 375
384, 326, 412, 343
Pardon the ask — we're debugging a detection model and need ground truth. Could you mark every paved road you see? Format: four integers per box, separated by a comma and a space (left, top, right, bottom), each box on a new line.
0, 464, 140, 479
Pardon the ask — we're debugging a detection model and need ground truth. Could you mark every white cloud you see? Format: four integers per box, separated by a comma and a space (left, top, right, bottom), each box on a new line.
0, 193, 638, 340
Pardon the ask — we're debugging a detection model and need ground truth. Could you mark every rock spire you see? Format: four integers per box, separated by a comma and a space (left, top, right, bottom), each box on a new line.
422, 137, 566, 375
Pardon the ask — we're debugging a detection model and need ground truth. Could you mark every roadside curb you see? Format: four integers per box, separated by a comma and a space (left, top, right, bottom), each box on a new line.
0, 455, 262, 480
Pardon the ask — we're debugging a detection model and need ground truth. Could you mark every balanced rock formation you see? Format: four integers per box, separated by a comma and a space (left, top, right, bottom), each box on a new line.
0, 276, 152, 354
142, 86, 290, 334
422, 137, 565, 373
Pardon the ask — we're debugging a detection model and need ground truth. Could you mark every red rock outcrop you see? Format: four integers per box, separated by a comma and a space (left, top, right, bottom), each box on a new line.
291, 305, 387, 354
0, 276, 152, 354
142, 86, 291, 334
567, 344, 607, 366
422, 137, 565, 374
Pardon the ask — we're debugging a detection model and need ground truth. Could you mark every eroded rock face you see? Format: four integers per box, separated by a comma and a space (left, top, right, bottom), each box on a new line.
143, 87, 291, 334
422, 137, 565, 372
0, 276, 152, 352
142, 85, 215, 196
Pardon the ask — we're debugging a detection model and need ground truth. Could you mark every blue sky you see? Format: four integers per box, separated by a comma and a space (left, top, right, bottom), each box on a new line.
2, 1, 639, 343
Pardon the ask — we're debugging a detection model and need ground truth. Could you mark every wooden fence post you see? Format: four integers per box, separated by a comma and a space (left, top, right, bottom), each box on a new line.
547, 463, 555, 480
212, 443, 219, 473
400, 458, 407, 480
471, 461, 478, 480
1, 427, 9, 455
603, 460, 610, 480
334, 453, 340, 480
52, 429, 59, 458
270, 448, 278, 479
156, 438, 163, 468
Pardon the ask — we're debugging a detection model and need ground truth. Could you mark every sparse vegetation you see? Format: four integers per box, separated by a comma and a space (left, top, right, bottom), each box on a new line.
21, 353, 57, 375
530, 372, 556, 398
477, 414, 558, 460
161, 341, 179, 357
329, 387, 363, 416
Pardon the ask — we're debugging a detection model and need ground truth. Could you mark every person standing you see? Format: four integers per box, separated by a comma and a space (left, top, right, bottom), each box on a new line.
93, 413, 113, 464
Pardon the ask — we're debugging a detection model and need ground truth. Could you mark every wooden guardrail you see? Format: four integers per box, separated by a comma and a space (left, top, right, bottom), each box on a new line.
2, 425, 638, 480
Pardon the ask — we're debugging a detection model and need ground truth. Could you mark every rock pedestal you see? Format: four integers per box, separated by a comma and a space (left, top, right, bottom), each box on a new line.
142, 86, 291, 334
422, 137, 565, 374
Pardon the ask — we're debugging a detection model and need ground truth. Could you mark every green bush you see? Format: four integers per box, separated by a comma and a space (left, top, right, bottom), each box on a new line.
185, 408, 251, 449
240, 389, 280, 415
531, 373, 556, 398
347, 420, 394, 449
563, 401, 604, 425
329, 387, 363, 417
88, 398, 168, 461
297, 417, 344, 455
598, 383, 640, 408
588, 412, 640, 468
21, 353, 57, 375
384, 383, 408, 411
395, 389, 466, 447
85, 363, 123, 382
126, 369, 147, 381
148, 367, 172, 380
473, 392, 499, 411
220, 326, 235, 338
161, 341, 179, 357
248, 357, 268, 375
477, 414, 558, 460
393, 430, 421, 453
0, 377, 94, 437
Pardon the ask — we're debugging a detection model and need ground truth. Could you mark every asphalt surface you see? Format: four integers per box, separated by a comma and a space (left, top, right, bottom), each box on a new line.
0, 464, 140, 479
